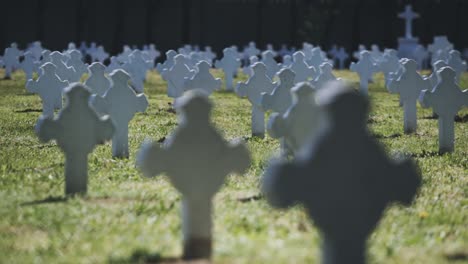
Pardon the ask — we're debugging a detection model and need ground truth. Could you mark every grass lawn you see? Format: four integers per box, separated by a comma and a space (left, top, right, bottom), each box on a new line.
0, 69, 467, 263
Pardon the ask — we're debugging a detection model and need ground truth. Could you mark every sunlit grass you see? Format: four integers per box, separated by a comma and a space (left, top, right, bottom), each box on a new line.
0, 68, 466, 263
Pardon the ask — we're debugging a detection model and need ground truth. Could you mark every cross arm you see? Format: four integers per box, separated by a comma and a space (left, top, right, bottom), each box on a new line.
387, 78, 400, 94
235, 82, 248, 97
90, 94, 110, 115
261, 159, 302, 209
136, 140, 167, 178
25, 79, 37, 93
135, 94, 149, 113
95, 116, 115, 145
226, 139, 251, 175
418, 89, 433, 108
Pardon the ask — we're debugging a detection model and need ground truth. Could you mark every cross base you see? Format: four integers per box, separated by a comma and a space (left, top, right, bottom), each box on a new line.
183, 237, 212, 260
398, 37, 419, 60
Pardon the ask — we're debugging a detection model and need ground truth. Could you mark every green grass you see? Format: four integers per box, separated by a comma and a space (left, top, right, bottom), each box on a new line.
0, 69, 467, 264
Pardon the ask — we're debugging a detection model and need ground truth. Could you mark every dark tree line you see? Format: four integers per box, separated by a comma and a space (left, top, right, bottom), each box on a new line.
1, 0, 466, 55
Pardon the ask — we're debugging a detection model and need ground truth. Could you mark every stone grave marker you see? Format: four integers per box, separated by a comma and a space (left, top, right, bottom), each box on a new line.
278, 44, 291, 57
162, 54, 196, 98
105, 56, 122, 74
307, 47, 327, 71
413, 45, 429, 70
184, 61, 222, 96
419, 67, 468, 153
3, 43, 21, 79
36, 83, 114, 195
350, 51, 379, 96
282, 55, 293, 68
446, 50, 467, 84
50, 51, 78, 82
398, 5, 419, 39
201, 46, 216, 64
386, 58, 409, 92
262, 50, 281, 79
29, 41, 43, 61
266, 43, 277, 57
388, 59, 430, 133
267, 82, 323, 156
26, 63, 69, 117
312, 63, 338, 90
20, 51, 39, 80
290, 51, 316, 83
84, 62, 111, 97
262, 82, 421, 264
91, 70, 148, 158
242, 56, 259, 78
215, 48, 241, 91
123, 50, 152, 93
335, 47, 348, 70
380, 49, 401, 86
156, 50, 177, 74
94, 46, 109, 63
67, 50, 88, 81
427, 60, 448, 88
261, 68, 295, 114
40, 50, 52, 65
353, 44, 366, 60
244, 42, 260, 63
117, 45, 132, 64
328, 45, 338, 61
236, 62, 276, 137
137, 90, 250, 260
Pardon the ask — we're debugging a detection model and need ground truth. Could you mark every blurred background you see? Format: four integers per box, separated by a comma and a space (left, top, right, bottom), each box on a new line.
1, 0, 467, 55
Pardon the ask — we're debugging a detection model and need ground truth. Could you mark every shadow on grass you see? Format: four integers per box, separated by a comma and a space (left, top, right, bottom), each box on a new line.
445, 250, 468, 261
14, 108, 42, 113
455, 114, 468, 123
161, 103, 176, 114
372, 133, 402, 139
237, 193, 263, 203
109, 249, 210, 264
409, 150, 442, 158
422, 114, 467, 123
421, 114, 438, 120
21, 196, 68, 206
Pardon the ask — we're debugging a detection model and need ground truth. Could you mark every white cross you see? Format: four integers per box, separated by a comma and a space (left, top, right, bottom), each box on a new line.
236, 62, 276, 137
215, 48, 241, 91
261, 50, 281, 79
36, 84, 114, 195
137, 90, 250, 259
162, 54, 196, 98
335, 47, 349, 70
350, 51, 379, 96
419, 67, 468, 153
26, 63, 69, 117
267, 82, 323, 156
290, 51, 316, 83
262, 81, 421, 264
91, 69, 148, 158
388, 59, 431, 133
84, 62, 111, 97
261, 68, 295, 114
184, 61, 222, 96
398, 5, 419, 39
